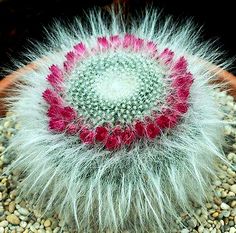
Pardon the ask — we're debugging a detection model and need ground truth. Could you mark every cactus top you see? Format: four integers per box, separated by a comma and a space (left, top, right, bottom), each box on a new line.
42, 34, 193, 150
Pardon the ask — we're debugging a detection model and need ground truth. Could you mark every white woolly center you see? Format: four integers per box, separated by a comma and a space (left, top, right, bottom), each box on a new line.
94, 71, 140, 102
65, 51, 169, 126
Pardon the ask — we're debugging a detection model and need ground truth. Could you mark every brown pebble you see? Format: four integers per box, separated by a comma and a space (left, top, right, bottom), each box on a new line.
214, 198, 222, 206
6, 214, 20, 225
8, 201, 15, 213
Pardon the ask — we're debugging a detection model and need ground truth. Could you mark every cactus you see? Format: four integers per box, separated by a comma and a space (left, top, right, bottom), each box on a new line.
4, 9, 229, 233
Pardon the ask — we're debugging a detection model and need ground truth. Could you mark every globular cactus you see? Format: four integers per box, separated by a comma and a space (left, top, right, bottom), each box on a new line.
4, 9, 229, 233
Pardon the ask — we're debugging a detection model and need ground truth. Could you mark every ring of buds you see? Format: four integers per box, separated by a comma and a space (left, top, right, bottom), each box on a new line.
43, 34, 193, 151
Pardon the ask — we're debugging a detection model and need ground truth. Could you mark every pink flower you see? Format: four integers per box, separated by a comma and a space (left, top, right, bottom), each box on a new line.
123, 34, 136, 48
47, 73, 63, 91
49, 65, 63, 79
146, 41, 157, 55
160, 48, 174, 64
42, 89, 63, 106
49, 118, 66, 132
109, 35, 121, 47
134, 121, 145, 137
66, 51, 76, 63
112, 126, 122, 136
121, 127, 136, 145
47, 105, 63, 118
95, 126, 109, 142
47, 105, 77, 122
105, 135, 120, 150
177, 88, 190, 101
172, 73, 193, 89
64, 51, 76, 72
168, 115, 178, 128
79, 128, 95, 145
61, 106, 77, 122
97, 37, 109, 49
146, 123, 160, 139
155, 115, 170, 129
66, 124, 79, 135
74, 42, 86, 55
174, 102, 189, 114
63, 61, 72, 72
133, 38, 144, 51
172, 56, 188, 73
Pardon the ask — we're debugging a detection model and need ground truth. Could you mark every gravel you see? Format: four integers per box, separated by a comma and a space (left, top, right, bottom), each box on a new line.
0, 90, 236, 233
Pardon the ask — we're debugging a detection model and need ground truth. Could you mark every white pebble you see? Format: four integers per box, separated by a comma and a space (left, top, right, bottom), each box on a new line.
18, 207, 30, 216
53, 227, 60, 233
20, 221, 27, 228
229, 227, 236, 233
203, 229, 210, 233
0, 220, 8, 227
30, 225, 37, 232
38, 230, 46, 233
3, 121, 11, 128
181, 229, 189, 233
220, 202, 230, 210
0, 226, 4, 233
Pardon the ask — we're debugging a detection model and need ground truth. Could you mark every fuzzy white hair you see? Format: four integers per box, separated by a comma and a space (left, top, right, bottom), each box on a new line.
3, 8, 231, 233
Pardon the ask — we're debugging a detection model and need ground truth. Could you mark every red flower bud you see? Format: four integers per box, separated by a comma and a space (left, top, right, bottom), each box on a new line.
121, 128, 136, 145
49, 119, 66, 132
66, 124, 79, 135
174, 102, 189, 114
177, 89, 190, 101
95, 126, 109, 142
61, 106, 77, 122
42, 89, 63, 106
155, 115, 170, 129
134, 121, 145, 137
146, 123, 160, 139
97, 37, 109, 49
79, 128, 95, 145
105, 135, 120, 150
172, 56, 188, 73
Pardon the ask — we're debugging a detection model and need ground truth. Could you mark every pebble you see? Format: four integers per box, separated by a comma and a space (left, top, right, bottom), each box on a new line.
44, 219, 51, 227
8, 201, 16, 213
231, 201, 236, 208
198, 225, 205, 232
230, 227, 236, 233
20, 221, 27, 228
187, 218, 197, 228
0, 227, 4, 233
181, 229, 189, 233
18, 207, 29, 216
222, 210, 230, 217
38, 230, 46, 233
6, 214, 20, 225
230, 184, 236, 194
212, 212, 219, 218
227, 153, 235, 161
0, 220, 8, 227
220, 203, 230, 210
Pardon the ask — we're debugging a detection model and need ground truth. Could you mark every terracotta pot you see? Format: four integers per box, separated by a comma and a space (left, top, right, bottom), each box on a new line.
0, 63, 236, 117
